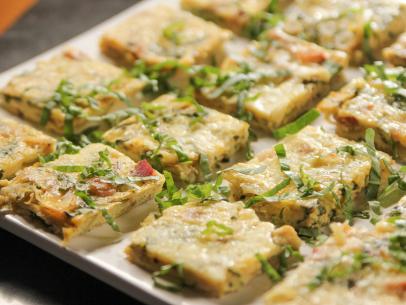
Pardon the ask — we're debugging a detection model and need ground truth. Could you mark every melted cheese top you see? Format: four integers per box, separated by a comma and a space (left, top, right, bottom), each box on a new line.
224, 126, 376, 199
2, 144, 161, 216
284, 0, 406, 54
102, 5, 231, 65
0, 118, 55, 179
130, 201, 280, 285
265, 217, 406, 305
2, 50, 144, 106
103, 94, 249, 166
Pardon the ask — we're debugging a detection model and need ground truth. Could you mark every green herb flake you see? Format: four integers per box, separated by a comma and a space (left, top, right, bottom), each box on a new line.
163, 21, 185, 45
256, 253, 281, 282
198, 153, 212, 181
40, 138, 80, 164
152, 263, 186, 292
74, 190, 96, 209
362, 21, 374, 62
202, 220, 234, 236
272, 109, 320, 140
364, 128, 381, 200
274, 143, 287, 158
101, 208, 120, 232
245, 178, 291, 208
155, 172, 229, 212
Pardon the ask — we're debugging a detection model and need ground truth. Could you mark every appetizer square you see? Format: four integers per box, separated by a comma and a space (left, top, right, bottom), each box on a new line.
0, 50, 145, 137
0, 118, 55, 179
318, 64, 406, 162
103, 94, 249, 183
283, 0, 406, 63
383, 32, 406, 66
265, 220, 406, 305
181, 0, 275, 35
0, 143, 164, 241
100, 5, 232, 67
195, 29, 348, 132
223, 126, 393, 230
126, 200, 296, 296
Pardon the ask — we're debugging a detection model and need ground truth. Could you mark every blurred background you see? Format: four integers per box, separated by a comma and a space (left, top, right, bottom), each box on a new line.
0, 1, 146, 304
0, 0, 134, 71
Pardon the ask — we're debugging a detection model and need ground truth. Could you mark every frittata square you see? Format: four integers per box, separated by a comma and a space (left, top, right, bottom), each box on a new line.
195, 29, 348, 132
0, 143, 164, 241
283, 0, 406, 63
100, 5, 232, 67
318, 64, 406, 162
181, 0, 273, 35
265, 219, 406, 305
223, 126, 393, 230
103, 94, 249, 183
0, 118, 55, 179
383, 32, 406, 66
0, 50, 145, 137
126, 201, 296, 296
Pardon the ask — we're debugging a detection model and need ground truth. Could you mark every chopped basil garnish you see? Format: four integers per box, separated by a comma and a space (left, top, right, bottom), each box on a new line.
155, 171, 229, 212
341, 183, 355, 224
274, 144, 304, 189
377, 162, 406, 208
74, 190, 96, 208
362, 21, 374, 62
364, 129, 381, 200
101, 208, 120, 232
277, 245, 304, 276
40, 138, 80, 164
128, 60, 184, 96
41, 80, 130, 140
175, 96, 208, 125
245, 178, 291, 208
256, 253, 281, 282
272, 109, 320, 139
152, 263, 186, 292
245, 0, 282, 39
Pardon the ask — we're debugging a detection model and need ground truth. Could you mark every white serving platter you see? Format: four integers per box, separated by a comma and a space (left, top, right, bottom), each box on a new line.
0, 1, 360, 304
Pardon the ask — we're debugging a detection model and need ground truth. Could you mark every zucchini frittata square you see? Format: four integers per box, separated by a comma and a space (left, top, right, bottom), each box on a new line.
0, 50, 145, 136
195, 29, 348, 132
265, 218, 406, 305
223, 126, 393, 230
100, 5, 232, 67
0, 143, 164, 241
181, 0, 274, 35
103, 94, 249, 183
0, 118, 55, 179
318, 64, 406, 162
283, 0, 406, 63
383, 32, 406, 66
126, 201, 297, 296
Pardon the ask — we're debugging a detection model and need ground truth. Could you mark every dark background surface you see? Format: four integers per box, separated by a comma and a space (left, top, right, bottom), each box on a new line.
0, 0, 145, 304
